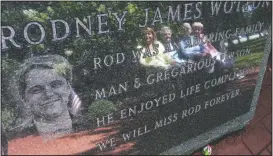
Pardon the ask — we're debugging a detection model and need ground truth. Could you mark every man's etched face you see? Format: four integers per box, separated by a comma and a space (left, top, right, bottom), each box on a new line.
24, 69, 70, 120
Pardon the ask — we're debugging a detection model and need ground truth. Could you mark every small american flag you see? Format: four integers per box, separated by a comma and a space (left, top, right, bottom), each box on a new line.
69, 89, 82, 116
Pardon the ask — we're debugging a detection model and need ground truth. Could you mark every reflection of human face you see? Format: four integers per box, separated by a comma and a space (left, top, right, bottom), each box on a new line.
183, 27, 191, 36
24, 69, 70, 121
145, 32, 154, 43
193, 26, 203, 35
164, 31, 172, 42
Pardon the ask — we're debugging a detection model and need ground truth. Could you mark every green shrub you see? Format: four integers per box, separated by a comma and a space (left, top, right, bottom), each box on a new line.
1, 108, 16, 132
87, 100, 117, 121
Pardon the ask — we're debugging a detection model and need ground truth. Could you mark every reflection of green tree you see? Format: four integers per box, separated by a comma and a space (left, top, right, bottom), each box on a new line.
1, 2, 271, 132
1, 59, 21, 131
88, 100, 117, 121
0, 1, 185, 130
2, 108, 16, 131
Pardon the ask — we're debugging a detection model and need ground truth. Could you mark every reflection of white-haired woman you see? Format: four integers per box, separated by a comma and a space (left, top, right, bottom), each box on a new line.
192, 22, 204, 38
160, 26, 185, 64
192, 22, 211, 56
179, 22, 205, 60
12, 55, 82, 139
192, 22, 234, 71
182, 23, 192, 37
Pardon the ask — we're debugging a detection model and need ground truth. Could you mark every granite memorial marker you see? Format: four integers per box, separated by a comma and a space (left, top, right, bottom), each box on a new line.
1, 1, 272, 155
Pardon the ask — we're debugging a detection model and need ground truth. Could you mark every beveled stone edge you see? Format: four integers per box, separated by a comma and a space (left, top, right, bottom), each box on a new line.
160, 26, 272, 155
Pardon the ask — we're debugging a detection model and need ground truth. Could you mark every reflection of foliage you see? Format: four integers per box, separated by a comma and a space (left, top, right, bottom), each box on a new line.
64, 49, 73, 56
53, 63, 71, 78
2, 108, 16, 131
1, 58, 20, 131
88, 100, 117, 121
23, 9, 49, 22
1, 1, 271, 135
1, 58, 19, 74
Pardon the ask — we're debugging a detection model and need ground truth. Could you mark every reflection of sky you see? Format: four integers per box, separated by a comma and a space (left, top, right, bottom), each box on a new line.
244, 3, 256, 14
247, 5, 255, 12
232, 32, 266, 45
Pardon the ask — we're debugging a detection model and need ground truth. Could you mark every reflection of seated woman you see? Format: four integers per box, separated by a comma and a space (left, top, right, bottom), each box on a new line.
160, 26, 186, 65
179, 23, 206, 60
192, 22, 219, 58
192, 22, 234, 69
138, 27, 174, 70
11, 55, 82, 139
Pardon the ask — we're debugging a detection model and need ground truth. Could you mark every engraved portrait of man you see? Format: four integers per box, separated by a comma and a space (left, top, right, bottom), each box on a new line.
12, 55, 82, 138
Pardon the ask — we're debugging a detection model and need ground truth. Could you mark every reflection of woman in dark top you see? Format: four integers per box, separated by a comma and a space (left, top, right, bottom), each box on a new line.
11, 55, 82, 139
160, 26, 186, 65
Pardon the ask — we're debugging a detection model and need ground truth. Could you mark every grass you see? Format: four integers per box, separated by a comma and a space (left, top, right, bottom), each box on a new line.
234, 51, 264, 69
232, 36, 266, 69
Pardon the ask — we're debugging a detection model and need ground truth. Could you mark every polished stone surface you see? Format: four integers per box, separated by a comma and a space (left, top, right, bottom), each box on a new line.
1, 1, 272, 155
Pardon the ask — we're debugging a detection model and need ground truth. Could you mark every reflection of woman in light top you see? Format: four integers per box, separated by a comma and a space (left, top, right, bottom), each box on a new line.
138, 27, 174, 70
179, 23, 205, 60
